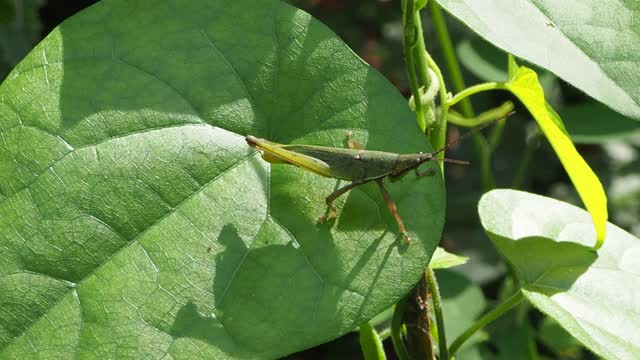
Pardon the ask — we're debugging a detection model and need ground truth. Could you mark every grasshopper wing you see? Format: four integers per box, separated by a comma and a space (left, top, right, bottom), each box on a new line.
246, 136, 334, 177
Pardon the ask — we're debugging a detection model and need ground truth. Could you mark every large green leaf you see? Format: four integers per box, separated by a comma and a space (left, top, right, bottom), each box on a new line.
436, 0, 640, 120
0, 0, 444, 358
479, 189, 640, 360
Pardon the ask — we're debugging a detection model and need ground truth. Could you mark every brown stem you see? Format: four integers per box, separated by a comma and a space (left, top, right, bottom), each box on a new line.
404, 273, 435, 360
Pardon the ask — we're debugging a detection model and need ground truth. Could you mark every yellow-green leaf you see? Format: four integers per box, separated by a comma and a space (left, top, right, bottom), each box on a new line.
505, 65, 608, 248
430, 246, 468, 269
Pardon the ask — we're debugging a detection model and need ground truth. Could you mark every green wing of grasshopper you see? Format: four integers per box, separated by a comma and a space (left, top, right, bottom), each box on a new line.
246, 136, 334, 177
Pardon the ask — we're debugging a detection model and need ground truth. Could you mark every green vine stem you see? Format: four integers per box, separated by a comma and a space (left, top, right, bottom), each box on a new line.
448, 291, 525, 357
402, 3, 450, 359
429, 2, 497, 191
424, 52, 449, 169
447, 82, 508, 107
413, 11, 431, 90
428, 2, 471, 117
378, 327, 391, 341
488, 117, 507, 149
391, 297, 411, 360
402, 0, 426, 131
359, 322, 388, 360
426, 268, 448, 360
512, 129, 540, 189
447, 101, 514, 127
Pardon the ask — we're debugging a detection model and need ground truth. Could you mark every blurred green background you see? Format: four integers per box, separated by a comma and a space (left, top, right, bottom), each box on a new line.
2, 0, 638, 358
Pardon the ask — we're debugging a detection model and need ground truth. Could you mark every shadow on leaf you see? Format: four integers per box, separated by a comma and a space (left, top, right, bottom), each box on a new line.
170, 301, 236, 352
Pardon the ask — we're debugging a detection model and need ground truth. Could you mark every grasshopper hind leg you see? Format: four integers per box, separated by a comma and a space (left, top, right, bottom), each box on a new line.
375, 179, 411, 243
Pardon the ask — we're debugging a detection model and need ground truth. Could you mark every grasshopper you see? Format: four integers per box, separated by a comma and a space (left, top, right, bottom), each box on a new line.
245, 120, 499, 243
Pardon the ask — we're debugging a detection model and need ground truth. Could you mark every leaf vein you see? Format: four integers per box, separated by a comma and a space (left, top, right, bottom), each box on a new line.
200, 30, 258, 121
4, 152, 258, 350
0, 123, 218, 207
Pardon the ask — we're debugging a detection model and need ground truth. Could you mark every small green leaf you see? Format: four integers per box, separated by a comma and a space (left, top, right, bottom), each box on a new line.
479, 189, 640, 360
436, 0, 640, 120
430, 247, 468, 269
0, 0, 444, 358
505, 65, 608, 248
359, 322, 387, 360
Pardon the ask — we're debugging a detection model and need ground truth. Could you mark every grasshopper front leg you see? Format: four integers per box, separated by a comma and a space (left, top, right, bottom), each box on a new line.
319, 179, 368, 222
375, 179, 411, 243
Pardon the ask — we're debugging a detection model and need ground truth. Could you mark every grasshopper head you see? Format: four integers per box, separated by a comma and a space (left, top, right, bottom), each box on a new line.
420, 151, 470, 166
394, 153, 433, 176
418, 152, 435, 164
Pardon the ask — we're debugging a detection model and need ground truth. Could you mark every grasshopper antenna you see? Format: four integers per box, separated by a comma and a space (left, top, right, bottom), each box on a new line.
436, 158, 470, 165
430, 111, 516, 158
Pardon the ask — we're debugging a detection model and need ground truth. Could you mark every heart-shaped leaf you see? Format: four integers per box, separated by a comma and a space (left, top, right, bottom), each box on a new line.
0, 0, 444, 358
479, 189, 640, 360
436, 0, 640, 120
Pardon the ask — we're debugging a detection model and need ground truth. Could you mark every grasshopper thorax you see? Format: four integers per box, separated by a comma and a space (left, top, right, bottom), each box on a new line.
389, 152, 434, 179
